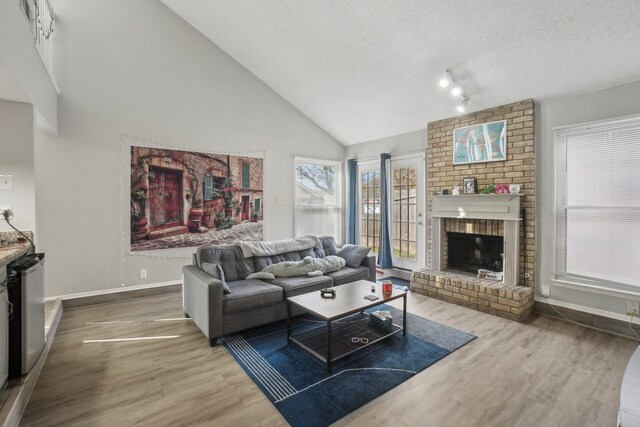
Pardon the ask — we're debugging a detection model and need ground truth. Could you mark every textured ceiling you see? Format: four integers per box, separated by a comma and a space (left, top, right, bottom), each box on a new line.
160, 0, 640, 145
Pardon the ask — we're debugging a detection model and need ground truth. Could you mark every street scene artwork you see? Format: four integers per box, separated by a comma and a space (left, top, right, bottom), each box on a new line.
453, 120, 507, 165
130, 146, 264, 251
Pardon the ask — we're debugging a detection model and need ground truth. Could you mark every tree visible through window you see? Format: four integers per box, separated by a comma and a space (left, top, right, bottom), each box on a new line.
295, 158, 342, 239
360, 170, 381, 253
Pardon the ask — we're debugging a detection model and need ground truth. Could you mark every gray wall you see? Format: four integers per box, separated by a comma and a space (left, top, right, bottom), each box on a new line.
0, 100, 35, 234
35, 0, 345, 296
537, 80, 640, 316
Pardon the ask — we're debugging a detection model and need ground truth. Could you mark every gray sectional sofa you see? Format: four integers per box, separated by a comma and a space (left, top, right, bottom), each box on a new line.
182, 236, 376, 345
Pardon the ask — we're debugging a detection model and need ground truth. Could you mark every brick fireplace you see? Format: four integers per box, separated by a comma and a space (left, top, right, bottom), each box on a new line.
411, 99, 536, 321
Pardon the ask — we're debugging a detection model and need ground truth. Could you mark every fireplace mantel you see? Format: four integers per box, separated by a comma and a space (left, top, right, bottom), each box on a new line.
432, 194, 522, 221
431, 194, 522, 286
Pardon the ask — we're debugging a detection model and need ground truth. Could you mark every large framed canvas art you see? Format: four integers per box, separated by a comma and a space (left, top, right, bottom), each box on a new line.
130, 146, 264, 251
453, 120, 507, 165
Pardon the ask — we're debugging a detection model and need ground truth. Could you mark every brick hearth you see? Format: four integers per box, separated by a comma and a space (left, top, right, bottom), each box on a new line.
411, 269, 534, 321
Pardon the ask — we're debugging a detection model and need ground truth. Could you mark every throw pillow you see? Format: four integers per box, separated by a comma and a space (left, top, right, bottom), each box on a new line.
201, 262, 231, 294
337, 244, 371, 269
320, 236, 339, 256
246, 272, 276, 280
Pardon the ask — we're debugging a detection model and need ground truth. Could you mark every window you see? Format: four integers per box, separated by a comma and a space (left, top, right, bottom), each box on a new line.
241, 161, 250, 189
392, 166, 417, 260
255, 198, 261, 213
295, 157, 342, 239
555, 115, 640, 288
360, 169, 381, 253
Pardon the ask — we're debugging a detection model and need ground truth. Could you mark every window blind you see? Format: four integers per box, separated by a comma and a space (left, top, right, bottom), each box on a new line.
555, 115, 640, 288
294, 157, 342, 240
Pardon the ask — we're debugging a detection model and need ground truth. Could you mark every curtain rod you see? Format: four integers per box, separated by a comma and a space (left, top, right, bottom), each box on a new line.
349, 149, 426, 163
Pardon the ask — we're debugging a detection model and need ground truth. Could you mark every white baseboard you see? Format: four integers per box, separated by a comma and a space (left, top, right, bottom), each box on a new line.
535, 296, 640, 325
45, 280, 181, 302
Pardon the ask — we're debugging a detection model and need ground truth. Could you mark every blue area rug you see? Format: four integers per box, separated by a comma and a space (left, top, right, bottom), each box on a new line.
378, 276, 411, 291
222, 304, 475, 427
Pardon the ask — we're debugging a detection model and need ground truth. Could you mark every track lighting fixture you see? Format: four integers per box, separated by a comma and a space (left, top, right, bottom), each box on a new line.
438, 69, 469, 114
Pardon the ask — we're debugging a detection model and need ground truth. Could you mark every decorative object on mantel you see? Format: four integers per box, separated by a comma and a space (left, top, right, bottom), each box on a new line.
462, 177, 477, 194
479, 184, 496, 194
509, 184, 521, 194
452, 185, 460, 195
441, 189, 449, 195
495, 184, 510, 194
453, 120, 507, 165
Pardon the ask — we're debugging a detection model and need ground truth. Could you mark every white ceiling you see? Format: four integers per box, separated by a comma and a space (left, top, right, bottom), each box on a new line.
160, 0, 640, 145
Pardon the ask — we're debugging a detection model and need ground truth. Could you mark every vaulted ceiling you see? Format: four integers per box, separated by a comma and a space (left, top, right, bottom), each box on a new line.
160, 0, 640, 145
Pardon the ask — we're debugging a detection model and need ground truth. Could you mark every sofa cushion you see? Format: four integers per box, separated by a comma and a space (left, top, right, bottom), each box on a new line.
201, 262, 232, 294
269, 275, 333, 298
320, 236, 339, 256
337, 244, 371, 268
223, 280, 283, 314
198, 245, 254, 282
326, 266, 370, 286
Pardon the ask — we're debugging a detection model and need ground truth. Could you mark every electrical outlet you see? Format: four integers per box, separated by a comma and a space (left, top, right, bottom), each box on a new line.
541, 284, 550, 297
0, 205, 13, 220
140, 269, 147, 279
627, 301, 640, 316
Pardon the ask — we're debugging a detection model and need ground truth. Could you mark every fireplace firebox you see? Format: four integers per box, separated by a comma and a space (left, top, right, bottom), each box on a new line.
447, 232, 503, 274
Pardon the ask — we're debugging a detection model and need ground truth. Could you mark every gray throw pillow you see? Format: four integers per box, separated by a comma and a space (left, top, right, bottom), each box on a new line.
337, 244, 371, 268
201, 262, 231, 294
320, 236, 339, 256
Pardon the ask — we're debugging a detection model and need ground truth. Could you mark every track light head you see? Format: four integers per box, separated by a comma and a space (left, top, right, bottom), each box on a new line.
439, 78, 450, 88
451, 86, 462, 97
456, 96, 469, 114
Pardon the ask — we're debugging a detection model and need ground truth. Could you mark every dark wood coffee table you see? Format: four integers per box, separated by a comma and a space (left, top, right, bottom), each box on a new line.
286, 279, 407, 372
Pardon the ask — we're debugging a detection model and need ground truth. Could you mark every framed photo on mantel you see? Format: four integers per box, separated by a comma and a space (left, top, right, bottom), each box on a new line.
462, 177, 477, 194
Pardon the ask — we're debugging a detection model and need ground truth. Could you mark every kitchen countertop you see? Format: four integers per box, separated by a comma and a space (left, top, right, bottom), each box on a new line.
0, 242, 32, 269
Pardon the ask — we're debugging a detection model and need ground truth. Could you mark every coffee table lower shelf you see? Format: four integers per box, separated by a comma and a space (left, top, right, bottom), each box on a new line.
288, 313, 403, 372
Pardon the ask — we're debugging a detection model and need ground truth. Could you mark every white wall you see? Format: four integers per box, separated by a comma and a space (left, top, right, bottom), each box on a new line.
537, 79, 640, 317
0, 0, 58, 134
0, 100, 36, 234
345, 129, 426, 159
35, 0, 345, 297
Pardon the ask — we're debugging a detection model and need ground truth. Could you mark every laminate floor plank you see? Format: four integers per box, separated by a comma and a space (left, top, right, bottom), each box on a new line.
21, 290, 637, 427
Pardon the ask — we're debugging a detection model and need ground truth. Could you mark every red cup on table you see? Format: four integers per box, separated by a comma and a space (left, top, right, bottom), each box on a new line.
382, 280, 393, 294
